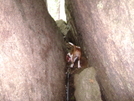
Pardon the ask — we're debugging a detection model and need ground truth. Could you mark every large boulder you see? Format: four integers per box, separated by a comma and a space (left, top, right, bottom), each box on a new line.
66, 0, 134, 101
74, 67, 102, 101
0, 0, 65, 101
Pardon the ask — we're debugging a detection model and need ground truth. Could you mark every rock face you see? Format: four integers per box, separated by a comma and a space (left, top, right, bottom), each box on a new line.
66, 0, 134, 101
74, 67, 102, 101
56, 19, 70, 37
0, 0, 65, 101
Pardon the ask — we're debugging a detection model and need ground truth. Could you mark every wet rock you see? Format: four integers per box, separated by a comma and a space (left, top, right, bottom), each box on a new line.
74, 67, 102, 101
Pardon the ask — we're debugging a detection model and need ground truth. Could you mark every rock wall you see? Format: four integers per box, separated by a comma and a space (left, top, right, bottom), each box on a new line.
65, 1, 80, 46
0, 0, 65, 101
66, 0, 134, 101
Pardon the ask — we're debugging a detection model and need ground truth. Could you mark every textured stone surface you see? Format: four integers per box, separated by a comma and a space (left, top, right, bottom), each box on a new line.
66, 0, 134, 101
65, 1, 80, 46
56, 19, 69, 36
74, 67, 102, 101
0, 0, 65, 101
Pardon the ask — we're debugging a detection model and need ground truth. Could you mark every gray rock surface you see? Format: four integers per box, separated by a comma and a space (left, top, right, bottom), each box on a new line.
74, 67, 102, 101
56, 19, 70, 36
